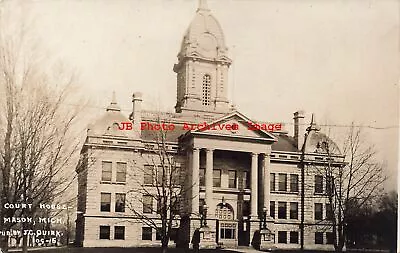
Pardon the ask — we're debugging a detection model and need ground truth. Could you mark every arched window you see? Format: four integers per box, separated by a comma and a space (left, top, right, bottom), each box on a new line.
202, 74, 211, 106
215, 203, 234, 220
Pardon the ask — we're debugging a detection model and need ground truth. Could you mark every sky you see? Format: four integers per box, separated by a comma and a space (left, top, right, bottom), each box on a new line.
1, 0, 399, 190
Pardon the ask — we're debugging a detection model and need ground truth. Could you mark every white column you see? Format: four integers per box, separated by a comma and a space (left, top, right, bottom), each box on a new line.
263, 154, 271, 213
205, 148, 214, 217
250, 152, 258, 219
191, 147, 200, 215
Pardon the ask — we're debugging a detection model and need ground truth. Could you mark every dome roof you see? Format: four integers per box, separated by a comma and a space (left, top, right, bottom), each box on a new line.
87, 93, 133, 138
304, 115, 341, 154
179, 0, 228, 59
305, 131, 341, 155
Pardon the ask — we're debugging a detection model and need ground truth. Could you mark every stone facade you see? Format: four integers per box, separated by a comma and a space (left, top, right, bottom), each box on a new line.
75, 0, 344, 250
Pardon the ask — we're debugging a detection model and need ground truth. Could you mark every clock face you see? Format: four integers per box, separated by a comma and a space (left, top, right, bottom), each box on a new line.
198, 34, 216, 52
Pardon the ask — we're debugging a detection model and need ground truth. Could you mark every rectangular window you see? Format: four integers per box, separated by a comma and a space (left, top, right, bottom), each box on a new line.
315, 175, 323, 194
326, 203, 333, 220
228, 170, 237, 188
157, 198, 163, 214
101, 161, 112, 182
290, 174, 299, 192
142, 227, 152, 240
278, 202, 287, 219
100, 193, 111, 212
315, 203, 323, 220
213, 169, 221, 187
199, 168, 205, 186
278, 231, 287, 243
143, 195, 153, 214
326, 176, 333, 195
270, 201, 275, 218
278, 173, 287, 191
114, 226, 125, 240
115, 193, 126, 212
171, 166, 180, 186
315, 232, 323, 244
143, 165, 154, 185
290, 202, 298, 219
243, 171, 250, 189
326, 232, 334, 244
156, 166, 164, 185
116, 162, 127, 182
156, 228, 162, 241
171, 196, 180, 215
270, 173, 275, 191
290, 231, 299, 244
99, 226, 110, 239
220, 223, 236, 239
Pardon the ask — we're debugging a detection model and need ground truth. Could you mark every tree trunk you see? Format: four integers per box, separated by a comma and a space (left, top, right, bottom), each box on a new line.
161, 239, 168, 253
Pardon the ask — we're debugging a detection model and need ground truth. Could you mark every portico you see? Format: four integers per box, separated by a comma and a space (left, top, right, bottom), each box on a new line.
180, 112, 276, 247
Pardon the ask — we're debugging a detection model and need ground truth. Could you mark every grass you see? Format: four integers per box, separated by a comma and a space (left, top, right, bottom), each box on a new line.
8, 247, 392, 253
10, 248, 236, 253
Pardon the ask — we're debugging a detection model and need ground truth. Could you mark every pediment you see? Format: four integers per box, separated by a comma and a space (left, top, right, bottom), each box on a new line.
189, 51, 201, 58
216, 55, 232, 63
192, 111, 277, 142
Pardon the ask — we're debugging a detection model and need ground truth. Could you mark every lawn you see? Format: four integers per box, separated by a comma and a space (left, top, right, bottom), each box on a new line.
8, 247, 392, 253
10, 248, 238, 253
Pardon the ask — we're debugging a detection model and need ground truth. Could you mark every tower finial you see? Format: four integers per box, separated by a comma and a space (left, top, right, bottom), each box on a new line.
106, 91, 121, 112
111, 91, 117, 105
307, 113, 320, 131
198, 0, 210, 11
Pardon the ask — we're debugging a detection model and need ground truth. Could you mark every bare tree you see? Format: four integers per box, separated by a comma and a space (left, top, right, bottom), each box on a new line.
125, 121, 190, 253
312, 125, 386, 253
0, 3, 84, 252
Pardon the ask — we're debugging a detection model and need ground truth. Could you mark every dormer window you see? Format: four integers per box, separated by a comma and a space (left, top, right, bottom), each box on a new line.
202, 74, 211, 106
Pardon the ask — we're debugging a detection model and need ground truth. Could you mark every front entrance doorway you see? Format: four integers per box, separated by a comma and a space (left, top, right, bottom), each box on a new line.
215, 203, 237, 247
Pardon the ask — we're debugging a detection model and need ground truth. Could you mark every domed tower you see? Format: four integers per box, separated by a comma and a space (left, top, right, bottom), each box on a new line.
173, 0, 232, 114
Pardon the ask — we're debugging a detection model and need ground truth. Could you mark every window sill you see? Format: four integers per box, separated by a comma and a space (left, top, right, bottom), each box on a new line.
200, 186, 246, 193
271, 191, 299, 195
100, 181, 126, 185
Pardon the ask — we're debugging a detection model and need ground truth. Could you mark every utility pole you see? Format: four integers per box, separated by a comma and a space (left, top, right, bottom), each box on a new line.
299, 115, 314, 251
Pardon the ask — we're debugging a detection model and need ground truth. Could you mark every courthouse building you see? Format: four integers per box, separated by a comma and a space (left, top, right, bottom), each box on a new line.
75, 0, 344, 250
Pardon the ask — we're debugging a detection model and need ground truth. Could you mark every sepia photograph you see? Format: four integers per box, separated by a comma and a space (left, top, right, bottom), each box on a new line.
0, 0, 398, 253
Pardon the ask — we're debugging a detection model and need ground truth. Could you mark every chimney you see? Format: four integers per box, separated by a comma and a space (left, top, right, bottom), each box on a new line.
131, 92, 143, 134
293, 110, 305, 149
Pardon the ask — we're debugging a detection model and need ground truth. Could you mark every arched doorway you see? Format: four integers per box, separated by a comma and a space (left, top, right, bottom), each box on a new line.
215, 203, 237, 246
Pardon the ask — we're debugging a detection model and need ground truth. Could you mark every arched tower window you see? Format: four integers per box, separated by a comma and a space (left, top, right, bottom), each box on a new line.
202, 74, 211, 106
